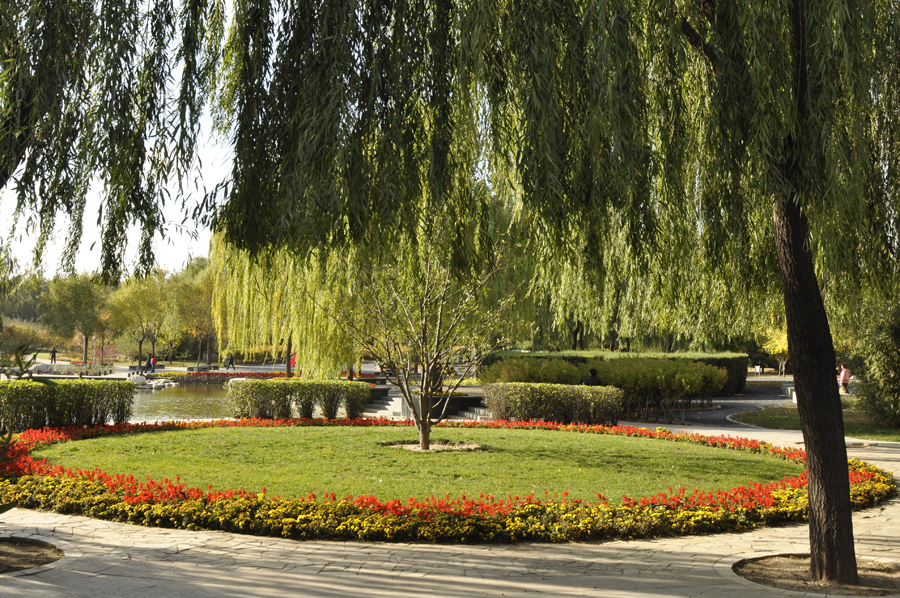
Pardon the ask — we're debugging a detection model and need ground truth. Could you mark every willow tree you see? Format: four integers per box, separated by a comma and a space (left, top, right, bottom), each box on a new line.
1, 0, 224, 279
199, 0, 900, 582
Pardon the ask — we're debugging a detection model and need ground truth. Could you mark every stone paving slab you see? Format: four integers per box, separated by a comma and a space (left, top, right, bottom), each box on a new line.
1, 424, 897, 598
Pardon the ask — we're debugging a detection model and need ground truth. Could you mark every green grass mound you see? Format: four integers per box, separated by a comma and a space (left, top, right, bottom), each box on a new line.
1, 420, 894, 543
30, 426, 803, 501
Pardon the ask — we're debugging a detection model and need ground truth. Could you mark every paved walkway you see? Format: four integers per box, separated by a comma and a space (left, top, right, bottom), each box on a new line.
2, 424, 898, 597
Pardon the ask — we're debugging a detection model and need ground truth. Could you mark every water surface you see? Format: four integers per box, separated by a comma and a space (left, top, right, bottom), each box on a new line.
131, 385, 230, 422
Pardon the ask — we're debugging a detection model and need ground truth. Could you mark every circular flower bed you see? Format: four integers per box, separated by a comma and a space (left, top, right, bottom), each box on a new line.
0, 419, 895, 543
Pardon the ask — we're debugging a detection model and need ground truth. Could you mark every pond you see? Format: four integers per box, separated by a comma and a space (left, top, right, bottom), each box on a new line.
131, 385, 231, 422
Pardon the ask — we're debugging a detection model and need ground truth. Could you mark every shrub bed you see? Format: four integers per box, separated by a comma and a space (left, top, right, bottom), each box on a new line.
0, 420, 893, 543
480, 359, 727, 416
228, 379, 372, 420
481, 351, 747, 396
483, 383, 623, 424
0, 380, 134, 432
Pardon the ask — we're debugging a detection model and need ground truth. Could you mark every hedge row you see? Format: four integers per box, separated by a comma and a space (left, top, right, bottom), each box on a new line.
228, 379, 372, 420
0, 380, 134, 432
480, 358, 727, 411
483, 383, 623, 425
481, 352, 747, 396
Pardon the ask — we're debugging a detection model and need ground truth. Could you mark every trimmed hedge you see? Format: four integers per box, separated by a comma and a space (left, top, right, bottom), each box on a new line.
481, 357, 727, 413
481, 351, 747, 396
0, 380, 135, 432
228, 379, 371, 420
483, 383, 623, 424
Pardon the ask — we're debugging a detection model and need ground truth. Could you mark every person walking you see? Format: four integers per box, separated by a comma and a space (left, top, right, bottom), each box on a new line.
150, 354, 157, 373
50, 347, 57, 364
839, 363, 851, 393
144, 353, 153, 375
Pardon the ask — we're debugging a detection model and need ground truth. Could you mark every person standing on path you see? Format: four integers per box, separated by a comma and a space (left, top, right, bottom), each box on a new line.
50, 348, 57, 364
150, 354, 157, 373
144, 353, 153, 375
839, 363, 851, 393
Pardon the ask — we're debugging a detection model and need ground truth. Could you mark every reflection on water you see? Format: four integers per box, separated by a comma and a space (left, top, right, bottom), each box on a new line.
131, 385, 231, 422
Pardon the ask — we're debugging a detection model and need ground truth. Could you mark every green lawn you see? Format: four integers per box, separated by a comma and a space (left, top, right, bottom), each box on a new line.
732, 407, 900, 442
30, 426, 803, 502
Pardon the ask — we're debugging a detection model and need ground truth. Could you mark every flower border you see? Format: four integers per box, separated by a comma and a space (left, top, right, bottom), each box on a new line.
0, 419, 895, 543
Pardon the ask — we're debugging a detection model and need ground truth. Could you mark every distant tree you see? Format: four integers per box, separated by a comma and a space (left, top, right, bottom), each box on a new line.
39, 275, 107, 363
763, 329, 790, 377
108, 270, 170, 365
171, 258, 216, 366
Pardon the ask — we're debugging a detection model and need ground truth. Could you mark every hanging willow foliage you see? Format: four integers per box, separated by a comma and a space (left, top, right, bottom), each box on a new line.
1, 0, 224, 279
199, 0, 899, 314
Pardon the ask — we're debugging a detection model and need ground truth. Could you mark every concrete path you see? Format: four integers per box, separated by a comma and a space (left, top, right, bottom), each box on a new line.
1, 424, 898, 597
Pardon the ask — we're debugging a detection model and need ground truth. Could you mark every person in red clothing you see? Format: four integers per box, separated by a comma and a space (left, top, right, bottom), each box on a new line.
150, 354, 157, 373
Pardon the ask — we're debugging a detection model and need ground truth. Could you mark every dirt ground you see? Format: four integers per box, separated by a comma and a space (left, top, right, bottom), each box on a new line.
734, 554, 900, 596
0, 537, 64, 574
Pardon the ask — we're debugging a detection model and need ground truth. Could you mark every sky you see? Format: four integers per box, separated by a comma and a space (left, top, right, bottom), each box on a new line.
0, 134, 232, 277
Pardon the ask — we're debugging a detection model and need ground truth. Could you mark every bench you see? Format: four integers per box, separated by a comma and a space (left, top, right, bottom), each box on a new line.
187, 365, 220, 372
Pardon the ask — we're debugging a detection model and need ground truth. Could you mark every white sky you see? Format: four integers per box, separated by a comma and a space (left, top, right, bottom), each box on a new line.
0, 134, 232, 277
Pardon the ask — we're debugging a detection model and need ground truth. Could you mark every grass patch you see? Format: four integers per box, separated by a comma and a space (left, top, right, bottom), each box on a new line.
30, 426, 803, 502
732, 407, 900, 442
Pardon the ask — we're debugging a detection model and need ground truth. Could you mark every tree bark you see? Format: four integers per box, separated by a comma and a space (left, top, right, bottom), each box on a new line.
418, 416, 431, 451
772, 197, 858, 583
285, 334, 292, 377
82, 334, 89, 364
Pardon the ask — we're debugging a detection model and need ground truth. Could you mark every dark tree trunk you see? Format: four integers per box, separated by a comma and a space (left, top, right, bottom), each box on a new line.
768, 0, 858, 583
571, 320, 583, 351
137, 339, 144, 366
82, 334, 89, 364
773, 197, 858, 583
285, 334, 292, 377
197, 336, 203, 368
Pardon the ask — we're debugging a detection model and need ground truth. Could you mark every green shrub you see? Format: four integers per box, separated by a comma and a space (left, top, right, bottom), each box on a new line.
479, 358, 584, 385
0, 381, 51, 432
855, 307, 900, 427
483, 383, 623, 424
480, 357, 727, 415
684, 356, 748, 395
0, 380, 134, 432
480, 351, 746, 396
341, 383, 371, 420
228, 379, 373, 420
589, 359, 727, 414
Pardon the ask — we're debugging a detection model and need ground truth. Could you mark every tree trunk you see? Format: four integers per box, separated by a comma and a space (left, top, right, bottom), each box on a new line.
197, 336, 203, 367
82, 334, 89, 364
205, 334, 211, 365
772, 197, 858, 583
571, 320, 583, 351
418, 414, 431, 451
285, 334, 292, 377
138, 339, 144, 367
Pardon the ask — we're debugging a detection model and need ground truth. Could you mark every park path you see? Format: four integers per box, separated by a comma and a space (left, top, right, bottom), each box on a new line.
1, 424, 898, 598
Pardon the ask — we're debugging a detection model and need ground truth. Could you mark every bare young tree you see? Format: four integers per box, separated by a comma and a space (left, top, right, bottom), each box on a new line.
329, 253, 514, 450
